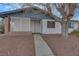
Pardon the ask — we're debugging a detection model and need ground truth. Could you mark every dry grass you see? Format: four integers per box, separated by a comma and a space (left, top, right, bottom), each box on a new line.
0, 32, 35, 56
70, 30, 79, 37
43, 34, 79, 56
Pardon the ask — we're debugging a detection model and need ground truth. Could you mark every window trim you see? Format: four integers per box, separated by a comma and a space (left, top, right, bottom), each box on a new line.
47, 21, 55, 28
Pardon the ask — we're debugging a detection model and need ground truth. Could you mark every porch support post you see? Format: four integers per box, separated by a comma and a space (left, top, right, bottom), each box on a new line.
3, 16, 10, 34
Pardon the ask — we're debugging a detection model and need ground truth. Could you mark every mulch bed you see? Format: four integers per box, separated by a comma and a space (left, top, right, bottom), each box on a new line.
42, 34, 79, 56
0, 32, 35, 56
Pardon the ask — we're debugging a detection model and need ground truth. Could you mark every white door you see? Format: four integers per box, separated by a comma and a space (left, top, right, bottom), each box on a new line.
31, 20, 41, 33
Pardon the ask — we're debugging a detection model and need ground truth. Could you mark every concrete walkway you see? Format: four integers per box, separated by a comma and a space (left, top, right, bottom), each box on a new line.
34, 34, 54, 56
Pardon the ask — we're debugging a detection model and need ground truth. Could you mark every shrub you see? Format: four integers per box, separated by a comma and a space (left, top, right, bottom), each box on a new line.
0, 25, 4, 33
71, 30, 79, 37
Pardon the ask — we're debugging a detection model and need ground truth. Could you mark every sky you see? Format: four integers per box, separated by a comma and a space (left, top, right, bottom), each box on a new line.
0, 5, 12, 12
0, 4, 21, 12
0, 4, 79, 20
74, 9, 79, 19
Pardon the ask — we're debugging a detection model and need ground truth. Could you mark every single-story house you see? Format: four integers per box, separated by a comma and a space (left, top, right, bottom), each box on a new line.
0, 7, 79, 34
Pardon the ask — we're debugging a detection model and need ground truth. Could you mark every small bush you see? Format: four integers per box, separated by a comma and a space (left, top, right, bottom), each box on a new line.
0, 25, 4, 34
71, 30, 79, 37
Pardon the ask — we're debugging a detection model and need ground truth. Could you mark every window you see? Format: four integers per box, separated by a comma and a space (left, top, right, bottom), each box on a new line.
68, 22, 74, 28
47, 21, 55, 28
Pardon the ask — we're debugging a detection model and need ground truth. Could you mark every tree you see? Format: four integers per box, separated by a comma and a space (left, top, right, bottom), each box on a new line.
54, 3, 76, 39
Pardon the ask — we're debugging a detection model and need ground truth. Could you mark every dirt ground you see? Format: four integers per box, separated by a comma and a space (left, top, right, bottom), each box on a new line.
0, 32, 35, 56
42, 34, 79, 56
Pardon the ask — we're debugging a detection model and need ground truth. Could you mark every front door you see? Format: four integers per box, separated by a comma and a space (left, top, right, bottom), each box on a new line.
31, 20, 41, 34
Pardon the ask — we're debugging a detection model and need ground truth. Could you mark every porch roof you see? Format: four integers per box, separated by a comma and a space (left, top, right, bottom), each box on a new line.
0, 7, 54, 20
0, 8, 24, 18
11, 12, 52, 20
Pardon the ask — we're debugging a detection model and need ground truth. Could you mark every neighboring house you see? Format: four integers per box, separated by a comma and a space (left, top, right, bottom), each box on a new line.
0, 7, 79, 34
68, 20, 79, 33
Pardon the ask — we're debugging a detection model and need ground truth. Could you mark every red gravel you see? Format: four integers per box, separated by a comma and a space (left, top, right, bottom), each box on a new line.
43, 34, 79, 56
0, 32, 35, 56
